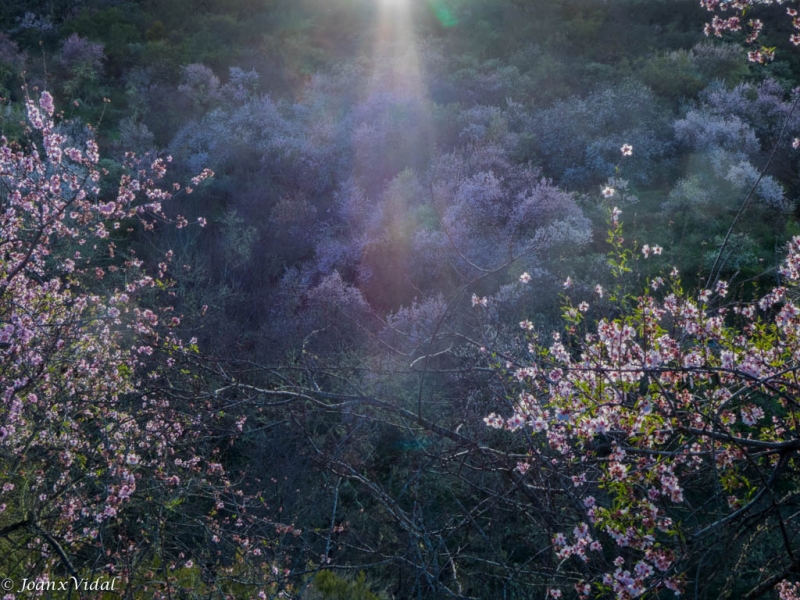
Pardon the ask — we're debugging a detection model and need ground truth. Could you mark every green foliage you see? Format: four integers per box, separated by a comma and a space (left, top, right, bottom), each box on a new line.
638, 50, 705, 102
184, 14, 249, 70
0, 100, 25, 139
63, 5, 144, 72
220, 208, 259, 276
145, 20, 165, 42
310, 570, 381, 600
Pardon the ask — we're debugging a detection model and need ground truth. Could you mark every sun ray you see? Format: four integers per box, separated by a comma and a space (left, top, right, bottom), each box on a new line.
345, 0, 438, 307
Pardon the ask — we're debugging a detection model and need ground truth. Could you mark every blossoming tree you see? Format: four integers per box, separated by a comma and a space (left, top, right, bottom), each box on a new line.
487, 196, 800, 597
0, 91, 283, 599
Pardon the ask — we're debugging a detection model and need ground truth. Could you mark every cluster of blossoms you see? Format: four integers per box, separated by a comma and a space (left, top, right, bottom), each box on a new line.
487, 211, 800, 597
700, 0, 800, 62
790, 7, 800, 44
780, 581, 800, 600
640, 244, 662, 258
471, 293, 488, 307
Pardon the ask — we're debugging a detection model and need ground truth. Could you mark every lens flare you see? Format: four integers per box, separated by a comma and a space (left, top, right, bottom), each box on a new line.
429, 0, 458, 27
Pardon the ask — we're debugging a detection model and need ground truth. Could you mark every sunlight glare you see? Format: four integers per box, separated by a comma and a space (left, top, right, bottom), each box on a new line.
378, 0, 409, 8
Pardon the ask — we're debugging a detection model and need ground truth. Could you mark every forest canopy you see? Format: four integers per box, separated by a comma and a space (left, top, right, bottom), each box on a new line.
4, 0, 800, 598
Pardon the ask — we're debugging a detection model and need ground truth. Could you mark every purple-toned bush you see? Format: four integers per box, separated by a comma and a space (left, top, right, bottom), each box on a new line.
222, 66, 260, 102
699, 79, 800, 148
54, 34, 105, 101
178, 63, 221, 111
531, 82, 675, 188
0, 33, 25, 73
56, 33, 104, 74
673, 109, 760, 154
